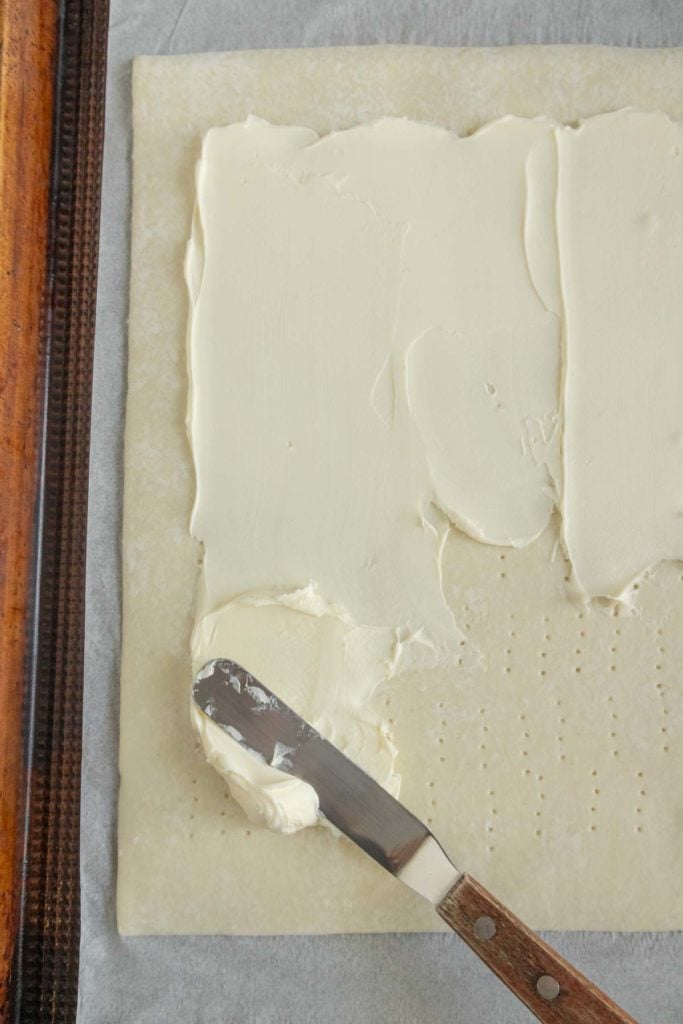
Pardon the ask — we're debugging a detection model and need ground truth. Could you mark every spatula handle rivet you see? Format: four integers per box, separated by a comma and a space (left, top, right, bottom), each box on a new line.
536, 974, 560, 1001
473, 915, 496, 940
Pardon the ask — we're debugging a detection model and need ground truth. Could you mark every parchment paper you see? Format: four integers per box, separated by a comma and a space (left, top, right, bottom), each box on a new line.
80, 2, 683, 1021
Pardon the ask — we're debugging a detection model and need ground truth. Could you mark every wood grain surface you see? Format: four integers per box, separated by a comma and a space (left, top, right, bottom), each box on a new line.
0, 0, 58, 1016
439, 874, 638, 1023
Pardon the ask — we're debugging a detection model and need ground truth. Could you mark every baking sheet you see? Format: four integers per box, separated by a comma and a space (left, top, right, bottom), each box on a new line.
81, 1, 683, 1021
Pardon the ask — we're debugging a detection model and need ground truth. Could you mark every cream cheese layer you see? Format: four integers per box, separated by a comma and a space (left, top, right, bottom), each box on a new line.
557, 111, 683, 600
187, 113, 683, 833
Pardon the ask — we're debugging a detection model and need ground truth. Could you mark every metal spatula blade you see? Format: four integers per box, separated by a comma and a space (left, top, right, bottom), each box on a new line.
192, 657, 460, 903
192, 658, 637, 1024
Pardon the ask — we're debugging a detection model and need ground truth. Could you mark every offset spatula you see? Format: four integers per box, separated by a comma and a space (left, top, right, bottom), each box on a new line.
193, 659, 637, 1024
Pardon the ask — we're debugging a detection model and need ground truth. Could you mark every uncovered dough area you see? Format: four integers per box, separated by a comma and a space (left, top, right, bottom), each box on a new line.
119, 45, 683, 935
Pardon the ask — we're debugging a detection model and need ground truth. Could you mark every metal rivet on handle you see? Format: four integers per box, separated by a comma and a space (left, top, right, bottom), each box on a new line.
473, 915, 496, 940
536, 975, 560, 1001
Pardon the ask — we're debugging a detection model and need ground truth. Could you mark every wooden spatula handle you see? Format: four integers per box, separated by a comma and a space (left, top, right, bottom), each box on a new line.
438, 874, 638, 1023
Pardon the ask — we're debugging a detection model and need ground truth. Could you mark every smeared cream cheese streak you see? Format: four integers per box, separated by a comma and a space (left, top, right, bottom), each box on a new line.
557, 111, 683, 600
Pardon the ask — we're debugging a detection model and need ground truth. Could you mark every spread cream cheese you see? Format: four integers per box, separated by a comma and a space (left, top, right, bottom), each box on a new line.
557, 111, 683, 599
191, 705, 320, 834
187, 112, 683, 833
190, 584, 402, 830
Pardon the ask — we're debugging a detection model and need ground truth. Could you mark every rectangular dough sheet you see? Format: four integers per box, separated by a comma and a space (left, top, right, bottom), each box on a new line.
120, 45, 683, 935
